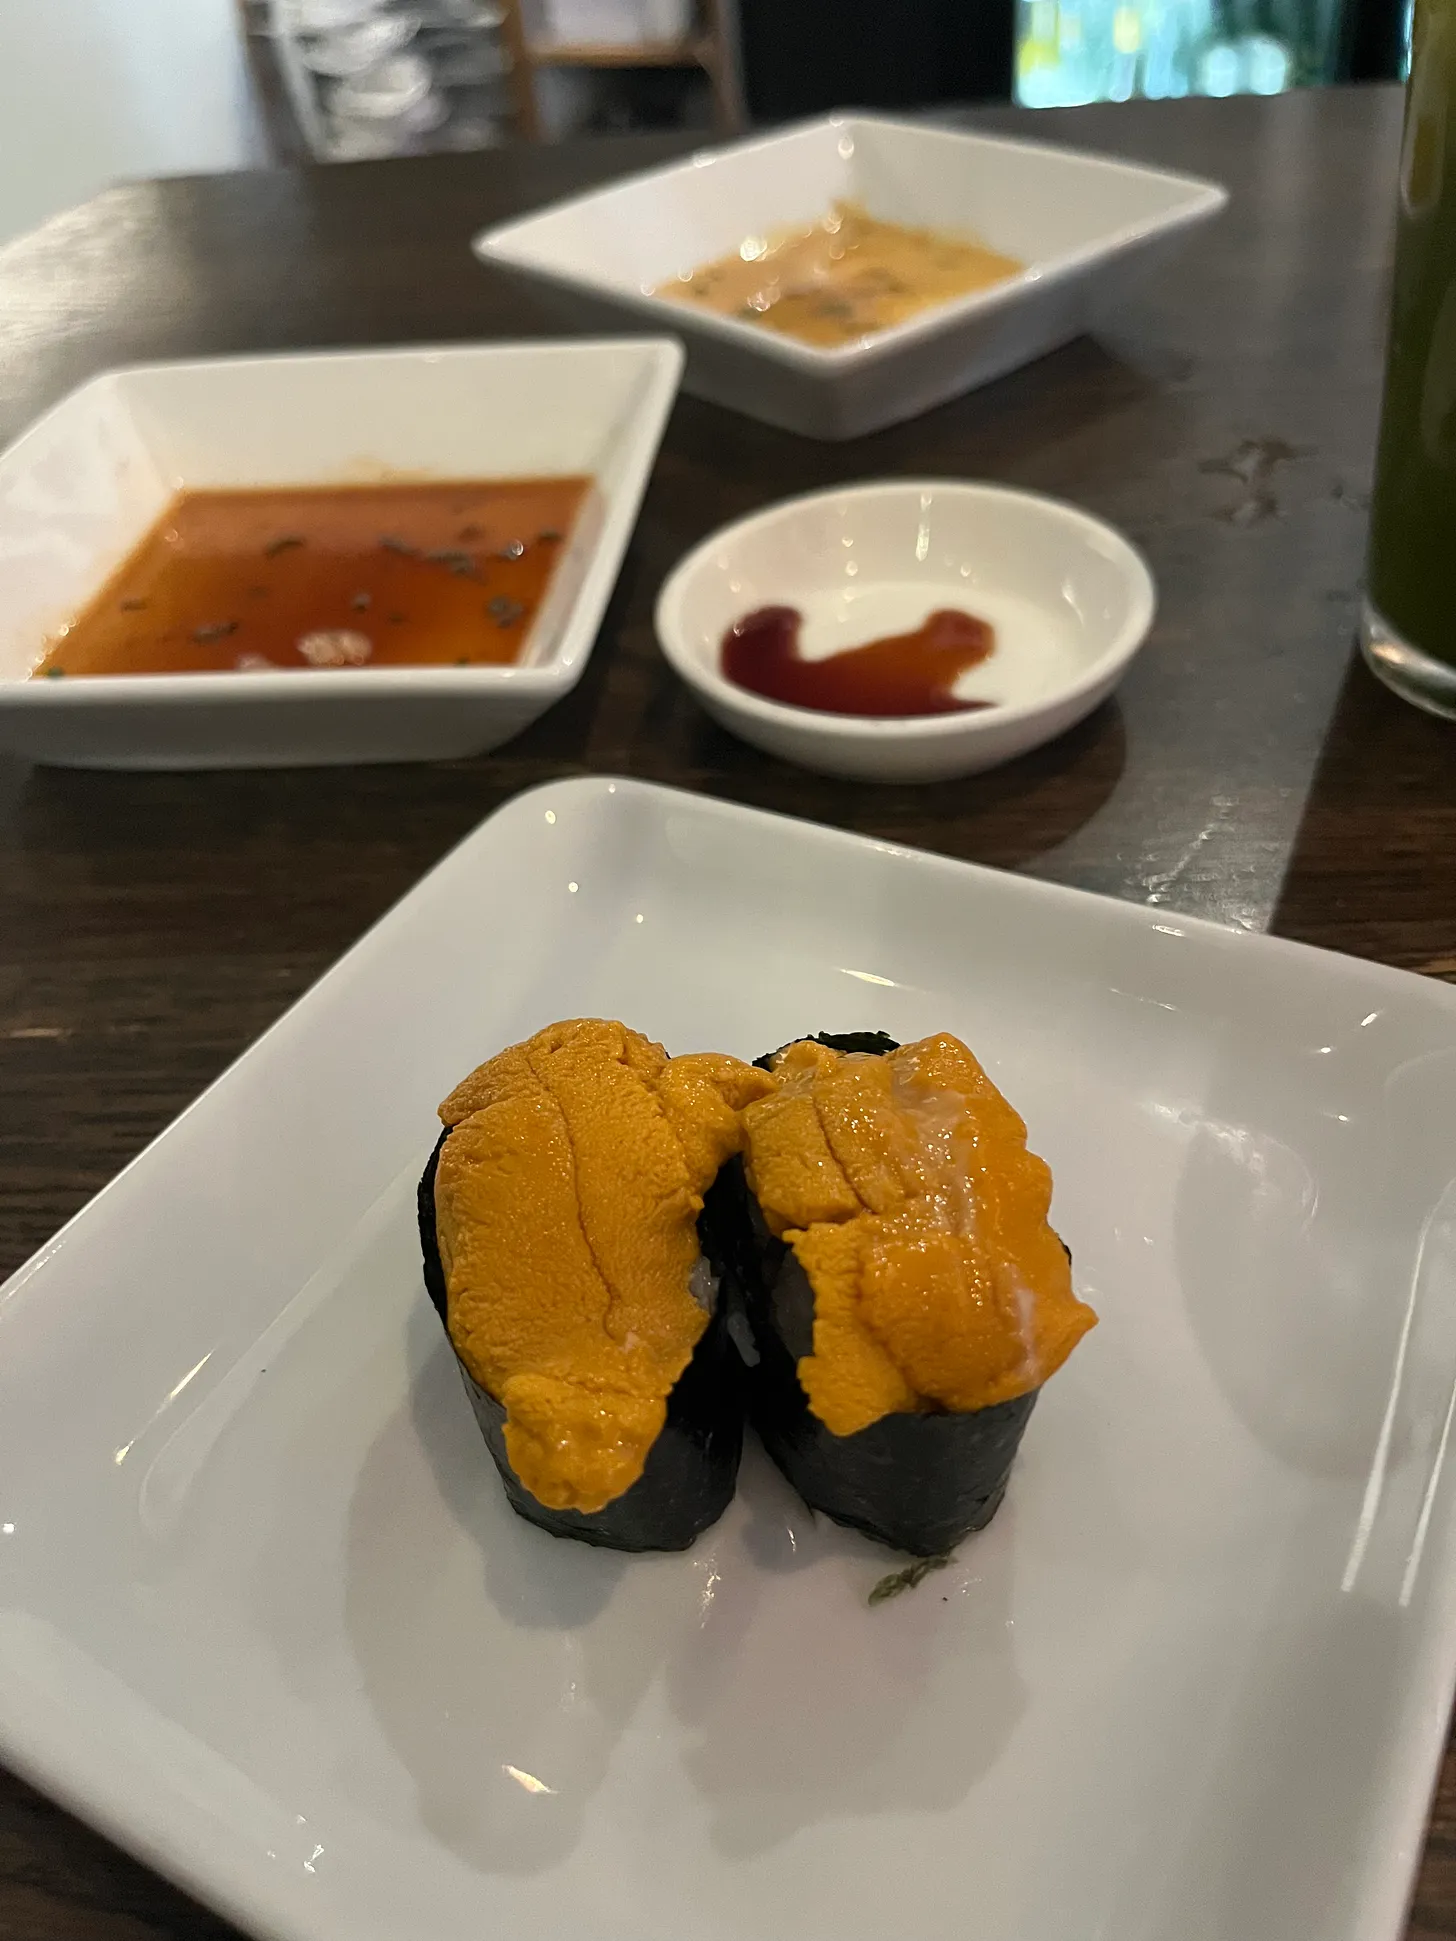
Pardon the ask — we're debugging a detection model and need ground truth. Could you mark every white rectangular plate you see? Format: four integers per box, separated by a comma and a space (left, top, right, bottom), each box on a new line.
3, 775, 1455, 1941
0, 339, 682, 769
477, 115, 1226, 439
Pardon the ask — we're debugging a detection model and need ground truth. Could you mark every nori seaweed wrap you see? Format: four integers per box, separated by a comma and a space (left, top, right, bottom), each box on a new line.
419, 1019, 773, 1553
704, 1030, 1095, 1556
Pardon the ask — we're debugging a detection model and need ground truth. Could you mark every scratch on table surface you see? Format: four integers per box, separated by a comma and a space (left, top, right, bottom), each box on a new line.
1142, 795, 1242, 908
5, 1025, 68, 1040
1201, 437, 1310, 525
1137, 797, 1266, 931
1143, 823, 1219, 905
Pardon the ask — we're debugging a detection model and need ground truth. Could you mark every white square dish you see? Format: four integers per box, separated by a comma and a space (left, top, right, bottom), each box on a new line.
3, 775, 1456, 1941
476, 115, 1227, 440
0, 339, 682, 769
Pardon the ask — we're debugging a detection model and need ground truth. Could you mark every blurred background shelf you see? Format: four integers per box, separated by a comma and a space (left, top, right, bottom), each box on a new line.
238, 0, 1406, 166
505, 0, 743, 136
530, 38, 707, 63
243, 0, 739, 154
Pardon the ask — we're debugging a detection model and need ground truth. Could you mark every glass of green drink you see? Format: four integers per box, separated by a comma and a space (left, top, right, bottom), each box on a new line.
1365, 0, 1456, 718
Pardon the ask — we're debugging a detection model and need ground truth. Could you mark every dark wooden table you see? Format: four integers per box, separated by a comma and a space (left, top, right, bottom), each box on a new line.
1, 83, 1454, 1941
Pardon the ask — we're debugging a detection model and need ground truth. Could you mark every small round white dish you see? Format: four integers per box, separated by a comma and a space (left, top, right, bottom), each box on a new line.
654, 479, 1156, 783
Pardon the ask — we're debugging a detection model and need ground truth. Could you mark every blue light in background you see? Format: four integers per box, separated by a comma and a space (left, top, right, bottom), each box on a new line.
1015, 0, 1336, 105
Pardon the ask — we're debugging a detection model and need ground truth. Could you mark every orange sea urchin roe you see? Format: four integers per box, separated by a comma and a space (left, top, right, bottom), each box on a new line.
740, 1034, 1096, 1437
433, 1019, 774, 1513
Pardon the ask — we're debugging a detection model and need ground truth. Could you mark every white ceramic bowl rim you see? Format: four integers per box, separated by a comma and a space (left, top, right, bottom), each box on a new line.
655, 478, 1157, 742
479, 113, 1229, 374
10, 661, 563, 705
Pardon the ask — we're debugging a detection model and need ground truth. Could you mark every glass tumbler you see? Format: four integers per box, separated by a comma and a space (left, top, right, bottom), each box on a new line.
1364, 0, 1456, 718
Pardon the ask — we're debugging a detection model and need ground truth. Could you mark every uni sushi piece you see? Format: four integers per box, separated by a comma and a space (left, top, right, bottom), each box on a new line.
418, 1018, 773, 1552
707, 1030, 1096, 1556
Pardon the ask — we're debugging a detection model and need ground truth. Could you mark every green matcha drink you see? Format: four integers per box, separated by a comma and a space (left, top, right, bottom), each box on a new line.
1365, 0, 1456, 716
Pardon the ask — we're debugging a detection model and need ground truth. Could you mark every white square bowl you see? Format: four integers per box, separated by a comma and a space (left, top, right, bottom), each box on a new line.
0, 338, 683, 769
3, 776, 1456, 1941
475, 115, 1227, 441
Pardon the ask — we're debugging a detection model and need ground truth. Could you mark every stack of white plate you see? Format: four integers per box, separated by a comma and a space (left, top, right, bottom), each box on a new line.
301, 10, 419, 75
269, 0, 510, 158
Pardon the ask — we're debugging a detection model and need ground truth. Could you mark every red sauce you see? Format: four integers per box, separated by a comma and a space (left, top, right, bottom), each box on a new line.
720, 605, 995, 718
31, 477, 590, 679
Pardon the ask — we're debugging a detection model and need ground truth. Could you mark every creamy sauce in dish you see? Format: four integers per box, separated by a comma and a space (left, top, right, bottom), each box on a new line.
655, 201, 1023, 348
31, 477, 591, 678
